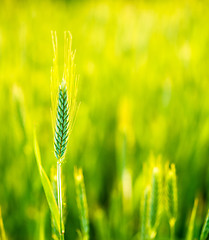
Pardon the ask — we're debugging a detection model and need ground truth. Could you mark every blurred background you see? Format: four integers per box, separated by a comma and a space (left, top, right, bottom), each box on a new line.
1, 0, 209, 239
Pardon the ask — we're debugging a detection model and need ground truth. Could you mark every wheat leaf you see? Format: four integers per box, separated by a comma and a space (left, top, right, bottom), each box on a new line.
34, 132, 60, 232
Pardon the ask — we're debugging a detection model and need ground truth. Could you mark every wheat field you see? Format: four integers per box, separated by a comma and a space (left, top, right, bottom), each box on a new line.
1, 0, 209, 239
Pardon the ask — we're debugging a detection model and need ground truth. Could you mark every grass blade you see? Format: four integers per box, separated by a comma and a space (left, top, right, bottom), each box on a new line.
0, 207, 7, 240
186, 199, 198, 240
200, 210, 209, 240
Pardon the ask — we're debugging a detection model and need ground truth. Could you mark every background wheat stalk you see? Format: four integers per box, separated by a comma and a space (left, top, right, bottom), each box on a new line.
149, 166, 161, 239
166, 164, 178, 240
74, 167, 90, 240
141, 186, 150, 240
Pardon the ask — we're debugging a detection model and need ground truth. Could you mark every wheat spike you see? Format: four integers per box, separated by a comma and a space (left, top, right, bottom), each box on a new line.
54, 80, 69, 160
51, 31, 78, 150
166, 164, 178, 227
51, 31, 79, 240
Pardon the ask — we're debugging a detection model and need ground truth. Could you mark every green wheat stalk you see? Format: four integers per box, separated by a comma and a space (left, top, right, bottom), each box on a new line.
53, 36, 68, 240
149, 166, 161, 239
51, 166, 59, 240
166, 164, 178, 240
141, 186, 150, 240
51, 31, 78, 240
51, 166, 66, 240
200, 210, 209, 240
74, 167, 90, 240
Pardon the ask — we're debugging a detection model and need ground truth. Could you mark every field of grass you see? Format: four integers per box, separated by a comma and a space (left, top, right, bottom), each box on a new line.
1, 0, 209, 239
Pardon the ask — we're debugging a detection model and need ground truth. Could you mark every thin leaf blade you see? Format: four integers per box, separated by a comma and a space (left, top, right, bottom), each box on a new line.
34, 132, 60, 232
0, 207, 7, 240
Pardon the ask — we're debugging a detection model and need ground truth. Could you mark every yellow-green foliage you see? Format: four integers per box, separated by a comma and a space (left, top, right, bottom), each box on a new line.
12, 85, 26, 138
2, 0, 209, 239
166, 164, 178, 228
38, 207, 47, 240
74, 167, 89, 240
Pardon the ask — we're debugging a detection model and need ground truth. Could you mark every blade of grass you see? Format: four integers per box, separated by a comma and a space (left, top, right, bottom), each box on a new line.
200, 210, 209, 240
186, 199, 198, 240
0, 207, 7, 240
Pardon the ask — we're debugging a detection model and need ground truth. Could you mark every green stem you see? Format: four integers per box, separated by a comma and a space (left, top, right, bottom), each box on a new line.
170, 224, 175, 240
57, 161, 64, 240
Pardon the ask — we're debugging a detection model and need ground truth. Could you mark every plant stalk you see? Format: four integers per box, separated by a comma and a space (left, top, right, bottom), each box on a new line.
170, 224, 175, 240
57, 161, 64, 240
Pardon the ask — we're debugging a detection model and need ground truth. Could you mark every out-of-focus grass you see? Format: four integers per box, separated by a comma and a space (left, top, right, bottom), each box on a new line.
0, 0, 209, 239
